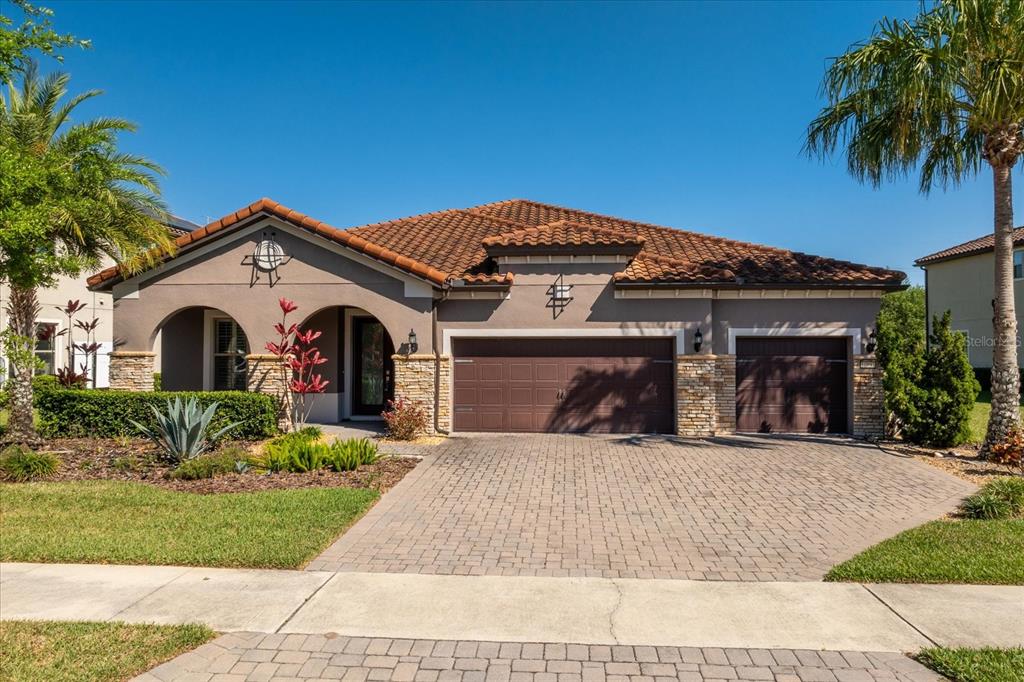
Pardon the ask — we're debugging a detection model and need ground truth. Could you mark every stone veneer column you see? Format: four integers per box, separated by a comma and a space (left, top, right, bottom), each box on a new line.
246, 353, 293, 432
713, 355, 737, 434
392, 353, 440, 434
675, 355, 718, 437
108, 351, 156, 391
436, 356, 451, 433
852, 354, 885, 439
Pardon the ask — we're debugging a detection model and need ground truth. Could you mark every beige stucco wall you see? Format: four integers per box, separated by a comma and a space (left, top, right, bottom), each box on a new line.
0, 263, 115, 386
924, 252, 1024, 369
437, 270, 709, 349
111, 219, 434, 358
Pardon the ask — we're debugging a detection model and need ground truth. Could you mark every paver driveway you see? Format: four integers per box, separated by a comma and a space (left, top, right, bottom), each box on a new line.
309, 434, 973, 581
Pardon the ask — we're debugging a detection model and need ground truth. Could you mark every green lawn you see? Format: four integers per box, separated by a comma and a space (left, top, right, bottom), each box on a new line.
826, 519, 1024, 584
0, 620, 215, 682
916, 647, 1024, 682
969, 390, 1024, 444
0, 480, 378, 568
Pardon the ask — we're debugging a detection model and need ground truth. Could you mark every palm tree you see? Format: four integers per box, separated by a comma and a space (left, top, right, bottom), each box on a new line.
806, 0, 1024, 455
0, 64, 175, 442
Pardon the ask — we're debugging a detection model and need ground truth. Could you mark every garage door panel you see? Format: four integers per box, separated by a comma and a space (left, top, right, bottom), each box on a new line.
478, 362, 505, 382
736, 337, 848, 434
452, 338, 674, 433
478, 387, 505, 406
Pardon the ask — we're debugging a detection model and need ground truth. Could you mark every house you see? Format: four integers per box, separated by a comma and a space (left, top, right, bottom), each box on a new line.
915, 227, 1024, 388
87, 198, 904, 436
0, 214, 199, 387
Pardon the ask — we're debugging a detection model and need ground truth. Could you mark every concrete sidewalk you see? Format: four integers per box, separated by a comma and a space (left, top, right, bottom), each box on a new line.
2, 562, 1022, 652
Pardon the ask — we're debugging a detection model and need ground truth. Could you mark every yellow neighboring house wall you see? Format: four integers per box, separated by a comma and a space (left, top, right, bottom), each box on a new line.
923, 250, 1024, 369
0, 258, 164, 387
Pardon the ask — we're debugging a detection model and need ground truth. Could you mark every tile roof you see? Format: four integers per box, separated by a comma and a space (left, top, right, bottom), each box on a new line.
915, 227, 1024, 265
468, 199, 905, 287
481, 221, 644, 250
88, 197, 906, 290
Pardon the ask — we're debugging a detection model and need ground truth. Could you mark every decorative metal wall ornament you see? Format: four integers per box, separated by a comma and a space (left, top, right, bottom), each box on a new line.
243, 231, 292, 287
546, 274, 574, 319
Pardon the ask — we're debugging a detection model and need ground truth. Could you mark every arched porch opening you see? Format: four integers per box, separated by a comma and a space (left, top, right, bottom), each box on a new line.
298, 305, 398, 424
156, 306, 250, 392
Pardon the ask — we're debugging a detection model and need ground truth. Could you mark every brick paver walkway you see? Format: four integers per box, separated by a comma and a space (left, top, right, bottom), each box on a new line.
136, 634, 944, 682
308, 434, 971, 581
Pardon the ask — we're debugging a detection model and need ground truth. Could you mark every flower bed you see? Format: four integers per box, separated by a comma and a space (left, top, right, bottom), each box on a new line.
11, 437, 417, 494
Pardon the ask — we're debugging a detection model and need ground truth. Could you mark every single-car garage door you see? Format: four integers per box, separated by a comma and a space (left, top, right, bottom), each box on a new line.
736, 337, 849, 434
452, 338, 674, 433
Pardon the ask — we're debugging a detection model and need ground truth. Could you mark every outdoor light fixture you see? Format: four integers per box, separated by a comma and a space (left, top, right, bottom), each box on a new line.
693, 328, 703, 353
407, 329, 418, 354
865, 329, 877, 354
253, 232, 285, 271
245, 231, 291, 287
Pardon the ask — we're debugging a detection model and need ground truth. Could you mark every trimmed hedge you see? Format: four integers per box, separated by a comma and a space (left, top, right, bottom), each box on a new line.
36, 390, 278, 440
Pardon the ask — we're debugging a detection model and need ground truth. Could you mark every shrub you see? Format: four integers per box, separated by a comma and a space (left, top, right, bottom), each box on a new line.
989, 430, 1024, 474
252, 432, 378, 473
382, 398, 428, 440
153, 372, 162, 391
960, 479, 1024, 520
961, 493, 1012, 520
252, 428, 323, 472
327, 438, 379, 472
880, 308, 979, 447
0, 374, 61, 409
169, 448, 251, 480
35, 389, 277, 440
0, 445, 60, 481
131, 397, 241, 464
111, 456, 138, 472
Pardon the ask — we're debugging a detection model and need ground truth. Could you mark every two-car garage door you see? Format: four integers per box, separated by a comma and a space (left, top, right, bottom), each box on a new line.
452, 338, 674, 433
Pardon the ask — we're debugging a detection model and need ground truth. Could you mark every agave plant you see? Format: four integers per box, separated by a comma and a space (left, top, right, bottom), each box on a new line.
130, 397, 240, 464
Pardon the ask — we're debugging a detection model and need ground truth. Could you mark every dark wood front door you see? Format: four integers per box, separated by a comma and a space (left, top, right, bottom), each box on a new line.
735, 337, 849, 434
452, 338, 674, 433
352, 317, 394, 416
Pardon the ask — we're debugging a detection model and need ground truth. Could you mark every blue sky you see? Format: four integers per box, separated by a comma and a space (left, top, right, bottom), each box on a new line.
42, 0, 1023, 284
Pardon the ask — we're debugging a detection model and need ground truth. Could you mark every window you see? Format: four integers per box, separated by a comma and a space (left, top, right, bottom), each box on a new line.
1014, 251, 1024, 280
34, 323, 58, 375
212, 319, 249, 391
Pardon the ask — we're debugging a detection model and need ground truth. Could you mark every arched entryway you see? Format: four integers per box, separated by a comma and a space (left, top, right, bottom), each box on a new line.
299, 306, 396, 423
155, 307, 251, 392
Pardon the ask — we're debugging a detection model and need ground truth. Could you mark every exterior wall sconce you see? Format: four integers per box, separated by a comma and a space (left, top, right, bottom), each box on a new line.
693, 328, 703, 353
244, 230, 291, 287
546, 274, 574, 319
407, 329, 418, 354
865, 329, 877, 354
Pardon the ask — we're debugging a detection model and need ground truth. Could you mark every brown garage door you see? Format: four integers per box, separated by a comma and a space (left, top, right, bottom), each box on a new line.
735, 337, 849, 434
452, 338, 674, 433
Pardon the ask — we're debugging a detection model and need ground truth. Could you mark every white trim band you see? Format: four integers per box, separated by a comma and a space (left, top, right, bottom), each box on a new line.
727, 327, 863, 354
442, 327, 686, 356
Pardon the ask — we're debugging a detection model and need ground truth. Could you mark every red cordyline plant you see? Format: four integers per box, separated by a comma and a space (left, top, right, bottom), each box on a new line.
46, 300, 101, 388
266, 297, 329, 431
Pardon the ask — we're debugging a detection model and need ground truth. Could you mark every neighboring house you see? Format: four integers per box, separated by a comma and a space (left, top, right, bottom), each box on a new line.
88, 198, 904, 436
916, 227, 1024, 386
0, 214, 199, 387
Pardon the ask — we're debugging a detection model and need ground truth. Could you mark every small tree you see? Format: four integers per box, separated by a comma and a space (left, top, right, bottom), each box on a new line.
876, 287, 927, 437
903, 312, 981, 447
265, 298, 329, 431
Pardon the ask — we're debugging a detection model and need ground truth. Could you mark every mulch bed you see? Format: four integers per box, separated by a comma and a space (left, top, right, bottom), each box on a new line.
878, 440, 1021, 484
23, 438, 418, 494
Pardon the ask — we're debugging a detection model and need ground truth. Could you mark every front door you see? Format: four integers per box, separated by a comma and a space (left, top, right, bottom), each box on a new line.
352, 317, 394, 416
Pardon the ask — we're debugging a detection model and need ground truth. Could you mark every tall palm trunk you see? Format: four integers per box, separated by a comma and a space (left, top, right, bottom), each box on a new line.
4, 285, 39, 444
983, 161, 1020, 454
